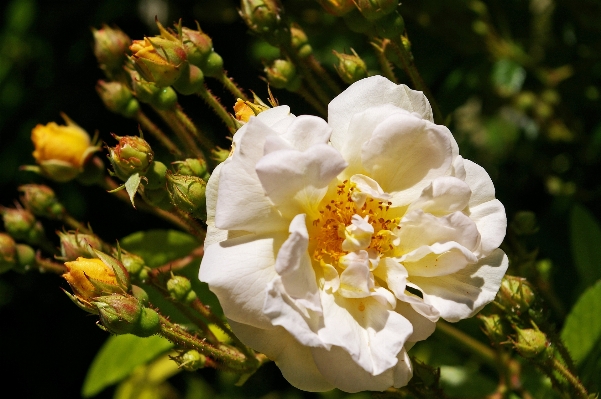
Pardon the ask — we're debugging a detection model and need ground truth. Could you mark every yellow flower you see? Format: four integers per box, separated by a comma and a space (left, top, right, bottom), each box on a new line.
233, 96, 271, 123
63, 257, 118, 299
30, 114, 98, 182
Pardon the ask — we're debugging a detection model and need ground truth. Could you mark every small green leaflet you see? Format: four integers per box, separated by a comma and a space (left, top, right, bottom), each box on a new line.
569, 204, 601, 285
125, 172, 141, 208
82, 334, 173, 397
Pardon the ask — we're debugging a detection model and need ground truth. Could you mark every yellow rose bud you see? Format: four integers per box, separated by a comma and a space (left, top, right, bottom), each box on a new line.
30, 114, 99, 182
63, 257, 118, 299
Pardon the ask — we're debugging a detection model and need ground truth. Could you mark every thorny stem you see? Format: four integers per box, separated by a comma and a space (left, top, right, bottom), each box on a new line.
35, 254, 67, 274
158, 314, 259, 373
218, 72, 248, 101
174, 105, 216, 152
289, 51, 332, 109
390, 37, 444, 125
297, 86, 328, 117
436, 320, 497, 366
373, 39, 399, 84
155, 108, 205, 160
135, 110, 183, 157
61, 213, 93, 235
305, 55, 342, 95
551, 357, 590, 399
197, 85, 237, 134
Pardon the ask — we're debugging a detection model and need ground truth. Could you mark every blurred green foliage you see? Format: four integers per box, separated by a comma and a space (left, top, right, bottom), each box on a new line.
2, 0, 601, 398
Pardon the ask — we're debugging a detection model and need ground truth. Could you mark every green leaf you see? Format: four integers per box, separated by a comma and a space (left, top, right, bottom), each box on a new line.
82, 334, 173, 397
569, 204, 601, 284
125, 173, 141, 208
120, 229, 200, 268
561, 280, 601, 365
492, 58, 526, 96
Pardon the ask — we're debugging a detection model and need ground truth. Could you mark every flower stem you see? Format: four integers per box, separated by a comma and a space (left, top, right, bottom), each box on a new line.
197, 85, 237, 133
297, 86, 328, 117
551, 358, 590, 399
436, 320, 497, 366
154, 108, 205, 160
304, 55, 342, 95
390, 36, 444, 125
135, 110, 183, 157
35, 254, 66, 274
218, 72, 248, 101
372, 39, 399, 84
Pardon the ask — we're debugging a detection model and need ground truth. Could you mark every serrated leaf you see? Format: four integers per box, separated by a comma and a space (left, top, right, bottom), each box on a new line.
570, 204, 601, 284
82, 334, 173, 397
120, 229, 199, 268
125, 173, 141, 208
561, 280, 601, 365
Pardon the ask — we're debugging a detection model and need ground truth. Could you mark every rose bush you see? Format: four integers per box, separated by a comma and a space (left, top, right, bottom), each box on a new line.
199, 76, 508, 392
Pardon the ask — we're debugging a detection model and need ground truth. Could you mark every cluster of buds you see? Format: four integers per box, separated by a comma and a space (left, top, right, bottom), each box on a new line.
167, 274, 197, 304
63, 250, 160, 337
18, 184, 65, 220
0, 233, 35, 274
96, 81, 140, 118
26, 114, 100, 182
264, 59, 301, 92
1, 207, 45, 246
92, 25, 131, 80
240, 0, 290, 46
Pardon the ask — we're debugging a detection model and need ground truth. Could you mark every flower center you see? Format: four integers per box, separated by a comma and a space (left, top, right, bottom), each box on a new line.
309, 179, 400, 269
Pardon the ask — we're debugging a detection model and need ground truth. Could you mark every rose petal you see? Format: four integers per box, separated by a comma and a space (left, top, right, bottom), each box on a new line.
362, 112, 454, 205
400, 241, 478, 277
409, 249, 509, 322
227, 320, 334, 392
255, 144, 347, 218
464, 159, 496, 208
409, 176, 471, 216
199, 232, 284, 329
279, 115, 332, 151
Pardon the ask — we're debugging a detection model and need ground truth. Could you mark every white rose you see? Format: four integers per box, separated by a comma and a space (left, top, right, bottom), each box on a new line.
200, 76, 508, 392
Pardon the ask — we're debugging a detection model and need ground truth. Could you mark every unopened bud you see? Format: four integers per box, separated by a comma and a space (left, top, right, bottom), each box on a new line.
478, 314, 508, 345
63, 257, 121, 299
510, 211, 539, 236
202, 51, 224, 78
211, 147, 231, 164
166, 172, 207, 220
334, 49, 368, 84
92, 25, 131, 79
167, 275, 197, 303
109, 135, 154, 180
58, 231, 103, 261
96, 81, 139, 118
514, 327, 549, 358
18, 184, 65, 219
265, 59, 301, 91
1, 208, 45, 245
316, 0, 355, 16
94, 294, 160, 337
0, 233, 16, 274
172, 63, 205, 95
177, 349, 206, 371
144, 161, 168, 190
172, 158, 210, 180
15, 244, 35, 272
181, 25, 214, 68
116, 250, 148, 282
130, 69, 179, 110
240, 0, 289, 45
355, 0, 399, 21
291, 24, 312, 58
498, 276, 536, 314
130, 21, 188, 87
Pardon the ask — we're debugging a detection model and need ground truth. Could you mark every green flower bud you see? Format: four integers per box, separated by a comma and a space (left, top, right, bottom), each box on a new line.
172, 158, 210, 180
130, 22, 188, 87
131, 285, 150, 305
291, 24, 312, 58
355, 0, 399, 21
109, 135, 154, 180
265, 59, 301, 91
166, 172, 207, 220
172, 63, 205, 95
513, 327, 549, 358
116, 250, 147, 282
15, 244, 35, 272
240, 0, 289, 45
316, 0, 355, 16
478, 314, 509, 346
92, 25, 131, 79
1, 207, 45, 245
181, 25, 214, 68
18, 184, 65, 219
144, 161, 168, 190
510, 211, 539, 236
343, 9, 374, 34
167, 275, 197, 303
0, 233, 17, 274
374, 11, 405, 39
96, 80, 139, 118
94, 294, 160, 337
211, 147, 231, 164
178, 349, 206, 371
498, 276, 536, 314
334, 49, 368, 84
130, 69, 179, 110
202, 51, 224, 78
58, 231, 103, 261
